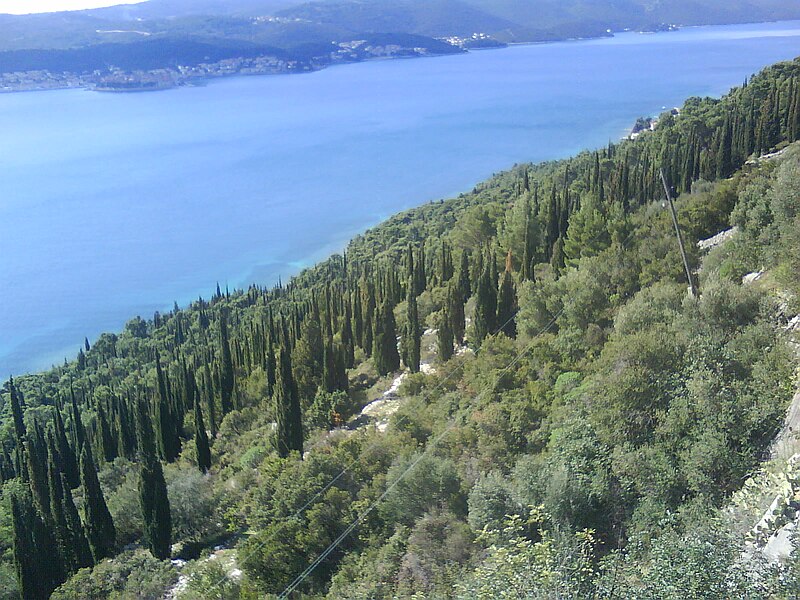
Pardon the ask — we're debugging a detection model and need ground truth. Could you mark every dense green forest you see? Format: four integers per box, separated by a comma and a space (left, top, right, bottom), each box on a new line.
2, 56, 800, 598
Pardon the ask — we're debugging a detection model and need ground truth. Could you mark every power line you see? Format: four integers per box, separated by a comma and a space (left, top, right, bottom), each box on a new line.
202, 303, 523, 595
277, 219, 648, 597
213, 218, 644, 597
278, 308, 565, 598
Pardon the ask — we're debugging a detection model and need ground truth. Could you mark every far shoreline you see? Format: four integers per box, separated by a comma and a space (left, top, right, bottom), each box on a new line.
3, 18, 800, 96
0, 23, 689, 96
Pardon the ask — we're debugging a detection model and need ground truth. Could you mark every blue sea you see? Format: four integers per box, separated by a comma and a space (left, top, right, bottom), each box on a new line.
2, 20, 800, 374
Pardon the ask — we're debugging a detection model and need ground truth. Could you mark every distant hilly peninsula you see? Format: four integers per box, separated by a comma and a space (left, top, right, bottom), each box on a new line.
1, 0, 800, 90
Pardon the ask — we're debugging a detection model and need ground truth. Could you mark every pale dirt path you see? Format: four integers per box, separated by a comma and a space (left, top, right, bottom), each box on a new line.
353, 361, 436, 432
347, 327, 473, 432
165, 547, 240, 599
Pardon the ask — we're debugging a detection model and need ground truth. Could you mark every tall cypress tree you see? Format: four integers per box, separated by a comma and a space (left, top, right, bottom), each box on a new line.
473, 263, 498, 347
47, 448, 78, 574
9, 492, 36, 600
373, 299, 400, 376
77, 348, 86, 371
154, 354, 180, 463
322, 337, 337, 393
11, 487, 65, 599
54, 407, 80, 489
265, 334, 277, 399
219, 312, 235, 415
439, 242, 454, 283
24, 438, 51, 526
497, 268, 517, 339
96, 399, 117, 464
8, 379, 29, 484
275, 347, 303, 458
9, 377, 26, 444
194, 393, 212, 474
0, 447, 14, 481
362, 281, 376, 357
405, 244, 416, 284
135, 397, 172, 560
13, 447, 26, 484
333, 341, 349, 392
60, 471, 93, 571
413, 244, 427, 296
457, 250, 471, 302
116, 397, 136, 460
551, 236, 566, 275
341, 300, 355, 369
437, 305, 454, 362
352, 289, 364, 350
80, 445, 116, 562
401, 279, 421, 373
70, 385, 86, 453
716, 113, 733, 179
791, 77, 800, 141
447, 281, 466, 346
321, 337, 349, 394
203, 364, 218, 438
521, 193, 540, 282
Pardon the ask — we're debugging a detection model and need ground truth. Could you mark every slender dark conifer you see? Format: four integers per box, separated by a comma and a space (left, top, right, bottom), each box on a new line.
438, 305, 454, 362
497, 265, 517, 339
11, 488, 65, 599
194, 393, 212, 474
154, 353, 180, 463
80, 445, 116, 562
135, 397, 172, 560
373, 299, 400, 376
402, 279, 421, 373
54, 406, 80, 489
473, 262, 498, 347
275, 347, 303, 458
219, 312, 235, 415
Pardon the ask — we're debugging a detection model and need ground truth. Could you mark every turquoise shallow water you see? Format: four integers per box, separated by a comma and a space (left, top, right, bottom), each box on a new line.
2, 20, 800, 374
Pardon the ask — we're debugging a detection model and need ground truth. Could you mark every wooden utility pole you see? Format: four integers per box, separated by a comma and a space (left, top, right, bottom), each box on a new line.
660, 169, 699, 298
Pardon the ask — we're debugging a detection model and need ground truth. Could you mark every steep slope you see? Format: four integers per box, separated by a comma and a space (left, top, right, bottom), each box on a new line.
0, 56, 797, 598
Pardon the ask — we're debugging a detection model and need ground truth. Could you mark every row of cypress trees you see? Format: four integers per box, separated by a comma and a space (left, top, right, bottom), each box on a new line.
7, 380, 114, 598
6, 372, 178, 596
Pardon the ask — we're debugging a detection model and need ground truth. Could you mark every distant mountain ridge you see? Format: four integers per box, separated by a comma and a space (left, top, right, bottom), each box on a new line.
276, 0, 800, 41
3, 0, 800, 52
274, 0, 519, 38
0, 0, 799, 81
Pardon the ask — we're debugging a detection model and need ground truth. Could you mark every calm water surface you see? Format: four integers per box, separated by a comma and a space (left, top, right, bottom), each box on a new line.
2, 20, 800, 374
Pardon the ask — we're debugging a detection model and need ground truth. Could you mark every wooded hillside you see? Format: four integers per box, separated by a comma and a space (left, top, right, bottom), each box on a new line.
2, 56, 800, 599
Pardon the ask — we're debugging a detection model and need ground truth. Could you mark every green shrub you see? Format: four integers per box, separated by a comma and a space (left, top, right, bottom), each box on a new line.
52, 549, 177, 600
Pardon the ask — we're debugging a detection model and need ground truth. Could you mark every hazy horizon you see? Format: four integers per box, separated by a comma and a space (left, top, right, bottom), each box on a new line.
0, 0, 147, 15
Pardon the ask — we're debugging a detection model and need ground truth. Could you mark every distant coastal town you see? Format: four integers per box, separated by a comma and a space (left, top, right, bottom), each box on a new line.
0, 55, 295, 93
0, 36, 492, 93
